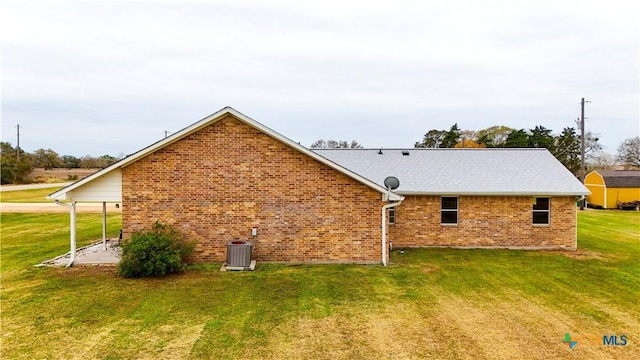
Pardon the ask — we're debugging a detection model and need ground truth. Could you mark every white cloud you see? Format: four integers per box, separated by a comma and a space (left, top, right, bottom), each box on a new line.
1, 0, 638, 155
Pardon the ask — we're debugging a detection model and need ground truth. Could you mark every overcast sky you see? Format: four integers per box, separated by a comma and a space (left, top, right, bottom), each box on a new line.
2, 0, 638, 157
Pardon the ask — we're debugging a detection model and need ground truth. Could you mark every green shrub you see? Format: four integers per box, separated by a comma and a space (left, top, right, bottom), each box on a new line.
117, 221, 195, 278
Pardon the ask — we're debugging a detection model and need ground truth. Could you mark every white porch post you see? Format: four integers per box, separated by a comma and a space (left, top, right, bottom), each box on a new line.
102, 202, 107, 249
70, 202, 77, 266
55, 201, 77, 267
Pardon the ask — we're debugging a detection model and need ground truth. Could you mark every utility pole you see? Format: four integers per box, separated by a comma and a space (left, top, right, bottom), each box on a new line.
16, 124, 21, 160
579, 98, 587, 210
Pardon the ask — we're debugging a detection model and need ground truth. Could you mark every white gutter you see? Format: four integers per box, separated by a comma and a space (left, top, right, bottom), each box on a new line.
396, 191, 590, 196
55, 201, 77, 267
381, 200, 403, 266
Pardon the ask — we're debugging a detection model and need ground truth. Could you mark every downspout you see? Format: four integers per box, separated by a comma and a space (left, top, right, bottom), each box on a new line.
55, 200, 77, 267
381, 200, 402, 266
578, 195, 586, 206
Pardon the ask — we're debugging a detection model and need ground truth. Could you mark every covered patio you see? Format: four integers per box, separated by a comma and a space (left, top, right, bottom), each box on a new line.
46, 168, 123, 267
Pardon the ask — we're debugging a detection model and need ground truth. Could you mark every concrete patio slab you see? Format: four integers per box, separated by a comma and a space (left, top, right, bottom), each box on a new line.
74, 245, 121, 266
37, 241, 120, 267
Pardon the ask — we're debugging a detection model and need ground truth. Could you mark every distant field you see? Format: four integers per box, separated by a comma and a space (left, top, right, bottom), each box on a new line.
1, 210, 638, 359
0, 187, 64, 203
30, 168, 99, 183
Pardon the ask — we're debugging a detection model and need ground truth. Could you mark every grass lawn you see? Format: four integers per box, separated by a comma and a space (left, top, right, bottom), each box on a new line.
0, 187, 64, 203
1, 210, 638, 359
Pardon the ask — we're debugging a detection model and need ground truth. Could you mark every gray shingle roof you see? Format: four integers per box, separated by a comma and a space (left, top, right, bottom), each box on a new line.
312, 148, 589, 196
598, 170, 640, 188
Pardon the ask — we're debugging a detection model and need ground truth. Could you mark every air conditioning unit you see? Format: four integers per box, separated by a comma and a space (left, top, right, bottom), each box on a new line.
226, 240, 254, 269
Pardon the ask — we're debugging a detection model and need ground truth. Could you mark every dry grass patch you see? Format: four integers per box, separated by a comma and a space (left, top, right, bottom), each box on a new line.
266, 302, 443, 360
541, 249, 605, 260
421, 264, 440, 273
429, 291, 626, 360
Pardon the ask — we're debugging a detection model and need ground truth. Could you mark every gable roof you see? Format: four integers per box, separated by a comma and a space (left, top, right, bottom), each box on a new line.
313, 148, 589, 196
48, 107, 402, 201
596, 170, 640, 188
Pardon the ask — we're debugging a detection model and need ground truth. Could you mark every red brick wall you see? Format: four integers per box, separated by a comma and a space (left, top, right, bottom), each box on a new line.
389, 195, 577, 249
121, 115, 385, 263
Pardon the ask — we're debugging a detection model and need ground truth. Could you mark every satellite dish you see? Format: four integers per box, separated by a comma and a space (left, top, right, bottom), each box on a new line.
384, 176, 400, 190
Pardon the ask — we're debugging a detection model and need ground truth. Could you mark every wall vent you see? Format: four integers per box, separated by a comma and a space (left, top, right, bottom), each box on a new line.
402, 150, 410, 156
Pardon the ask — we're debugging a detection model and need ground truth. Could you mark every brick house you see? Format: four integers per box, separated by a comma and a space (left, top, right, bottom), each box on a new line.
315, 149, 587, 250
49, 107, 589, 266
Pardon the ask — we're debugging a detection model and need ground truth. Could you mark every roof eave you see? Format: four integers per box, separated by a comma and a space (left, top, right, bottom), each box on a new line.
396, 191, 590, 196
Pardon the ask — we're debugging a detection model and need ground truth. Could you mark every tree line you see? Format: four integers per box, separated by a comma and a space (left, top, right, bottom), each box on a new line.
310, 139, 363, 149
313, 128, 639, 176
413, 124, 602, 175
413, 124, 639, 175
0, 142, 122, 184
3, 129, 638, 184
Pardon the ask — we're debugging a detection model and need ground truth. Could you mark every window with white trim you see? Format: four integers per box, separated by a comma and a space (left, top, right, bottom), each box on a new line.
388, 207, 396, 225
532, 197, 550, 225
441, 197, 458, 224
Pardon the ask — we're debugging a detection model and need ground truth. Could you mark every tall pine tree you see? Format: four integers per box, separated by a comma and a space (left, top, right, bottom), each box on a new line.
553, 127, 580, 175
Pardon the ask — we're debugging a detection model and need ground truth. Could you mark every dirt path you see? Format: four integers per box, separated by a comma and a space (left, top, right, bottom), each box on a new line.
0, 182, 72, 192
0, 203, 122, 213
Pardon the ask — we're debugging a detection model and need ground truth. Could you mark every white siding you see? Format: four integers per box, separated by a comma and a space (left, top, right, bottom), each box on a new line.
59, 169, 122, 202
